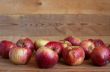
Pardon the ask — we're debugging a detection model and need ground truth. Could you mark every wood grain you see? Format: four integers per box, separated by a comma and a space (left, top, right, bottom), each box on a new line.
0, 36, 110, 44
0, 0, 110, 15
0, 36, 110, 72
1, 56, 110, 72
0, 14, 110, 36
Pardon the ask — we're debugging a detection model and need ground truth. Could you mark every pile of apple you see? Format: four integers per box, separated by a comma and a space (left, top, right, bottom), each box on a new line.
0, 36, 110, 69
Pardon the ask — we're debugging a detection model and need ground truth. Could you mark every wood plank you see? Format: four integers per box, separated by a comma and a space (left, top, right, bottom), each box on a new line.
0, 56, 110, 72
0, 14, 110, 36
0, 0, 110, 15
0, 36, 110, 44
0, 36, 110, 72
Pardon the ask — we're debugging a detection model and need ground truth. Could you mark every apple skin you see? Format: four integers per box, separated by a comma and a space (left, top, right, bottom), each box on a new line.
108, 45, 110, 47
62, 46, 85, 65
64, 36, 81, 46
16, 38, 35, 52
91, 47, 109, 66
80, 39, 95, 59
9, 47, 32, 65
0, 40, 16, 59
107, 45, 110, 61
0, 42, 2, 56
45, 41, 63, 55
89, 39, 106, 47
59, 40, 72, 48
94, 39, 105, 47
34, 39, 49, 50
35, 47, 58, 68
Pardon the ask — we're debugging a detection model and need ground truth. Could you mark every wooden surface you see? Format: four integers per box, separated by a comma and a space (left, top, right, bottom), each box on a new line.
0, 36, 110, 72
0, 0, 110, 36
1, 55, 110, 72
0, 14, 110, 36
0, 0, 110, 15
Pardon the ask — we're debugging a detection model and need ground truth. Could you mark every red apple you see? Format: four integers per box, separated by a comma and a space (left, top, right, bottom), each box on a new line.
88, 39, 94, 42
62, 46, 85, 65
16, 38, 35, 52
91, 47, 109, 66
0, 42, 3, 56
64, 36, 81, 46
89, 39, 106, 47
34, 39, 49, 50
59, 40, 72, 48
9, 47, 32, 64
108, 45, 110, 49
94, 39, 106, 47
80, 39, 95, 59
35, 47, 58, 68
107, 45, 110, 61
45, 41, 63, 55
108, 45, 110, 48
0, 40, 16, 59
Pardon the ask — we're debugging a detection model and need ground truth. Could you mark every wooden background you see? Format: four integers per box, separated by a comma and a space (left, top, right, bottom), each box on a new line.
0, 14, 110, 36
0, 0, 110, 15
0, 0, 110, 36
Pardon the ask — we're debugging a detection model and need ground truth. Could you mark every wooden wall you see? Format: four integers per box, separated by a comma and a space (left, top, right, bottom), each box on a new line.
0, 0, 110, 15
0, 14, 110, 36
0, 0, 110, 36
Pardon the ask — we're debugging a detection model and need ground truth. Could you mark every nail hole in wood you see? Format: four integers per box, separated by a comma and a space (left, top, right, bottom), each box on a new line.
41, 23, 45, 26
35, 24, 38, 27
36, 2, 42, 5
67, 23, 75, 26
30, 24, 33, 26
97, 24, 102, 25
80, 23, 88, 26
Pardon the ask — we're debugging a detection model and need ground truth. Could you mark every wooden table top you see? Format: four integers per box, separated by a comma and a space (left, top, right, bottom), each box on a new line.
0, 56, 110, 72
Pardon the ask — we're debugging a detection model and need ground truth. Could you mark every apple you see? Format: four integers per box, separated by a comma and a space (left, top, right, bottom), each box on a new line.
108, 44, 110, 48
107, 45, 110, 61
62, 46, 85, 65
9, 47, 32, 65
0, 40, 16, 59
0, 42, 3, 56
91, 47, 109, 66
108, 45, 110, 49
94, 39, 106, 47
35, 47, 58, 68
64, 36, 81, 46
80, 39, 95, 59
89, 39, 106, 47
45, 41, 63, 55
16, 38, 35, 52
34, 39, 49, 50
59, 40, 72, 48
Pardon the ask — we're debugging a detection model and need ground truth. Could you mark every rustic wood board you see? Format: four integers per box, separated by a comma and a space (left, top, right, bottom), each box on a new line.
0, 55, 110, 72
0, 36, 110, 43
0, 36, 110, 72
0, 0, 110, 15
0, 14, 110, 36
